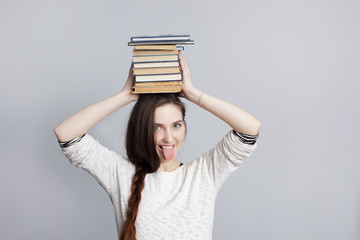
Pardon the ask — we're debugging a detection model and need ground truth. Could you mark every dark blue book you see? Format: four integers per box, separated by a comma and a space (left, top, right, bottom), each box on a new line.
128, 40, 194, 46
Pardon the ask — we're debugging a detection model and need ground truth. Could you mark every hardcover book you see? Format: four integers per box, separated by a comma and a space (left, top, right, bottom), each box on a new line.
133, 61, 180, 69
132, 85, 182, 94
131, 34, 190, 42
134, 45, 178, 50
133, 81, 182, 87
134, 73, 182, 82
133, 67, 181, 76
132, 54, 179, 63
133, 50, 179, 56
128, 40, 194, 46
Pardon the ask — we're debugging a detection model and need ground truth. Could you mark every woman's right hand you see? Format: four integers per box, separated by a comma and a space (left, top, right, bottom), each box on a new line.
121, 63, 139, 102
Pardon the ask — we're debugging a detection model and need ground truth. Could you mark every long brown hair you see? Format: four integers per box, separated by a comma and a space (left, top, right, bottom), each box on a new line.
120, 93, 186, 240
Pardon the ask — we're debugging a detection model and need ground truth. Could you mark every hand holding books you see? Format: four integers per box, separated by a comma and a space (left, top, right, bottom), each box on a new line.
178, 52, 204, 105
121, 63, 139, 102
178, 52, 194, 97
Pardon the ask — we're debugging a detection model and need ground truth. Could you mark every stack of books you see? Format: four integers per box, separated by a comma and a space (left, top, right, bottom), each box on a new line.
128, 35, 194, 93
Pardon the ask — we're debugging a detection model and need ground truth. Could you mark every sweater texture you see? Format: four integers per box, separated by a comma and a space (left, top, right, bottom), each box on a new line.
61, 131, 257, 240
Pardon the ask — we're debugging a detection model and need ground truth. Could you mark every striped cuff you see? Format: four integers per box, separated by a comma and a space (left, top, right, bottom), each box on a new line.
58, 134, 86, 148
232, 130, 258, 145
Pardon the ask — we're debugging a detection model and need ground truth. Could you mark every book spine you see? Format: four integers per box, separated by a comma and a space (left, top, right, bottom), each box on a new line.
133, 61, 180, 69
134, 73, 182, 82
133, 67, 181, 76
134, 45, 178, 50
133, 50, 179, 56
133, 81, 182, 87
132, 85, 182, 94
132, 54, 179, 63
128, 40, 194, 46
131, 35, 190, 42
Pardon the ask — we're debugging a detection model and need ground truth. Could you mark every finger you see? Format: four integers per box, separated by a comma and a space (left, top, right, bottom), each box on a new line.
179, 52, 190, 73
129, 62, 134, 71
179, 51, 184, 69
127, 62, 134, 79
179, 52, 187, 66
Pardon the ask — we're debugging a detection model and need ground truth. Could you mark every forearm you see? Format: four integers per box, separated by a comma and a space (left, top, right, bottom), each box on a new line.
54, 90, 133, 142
186, 88, 261, 135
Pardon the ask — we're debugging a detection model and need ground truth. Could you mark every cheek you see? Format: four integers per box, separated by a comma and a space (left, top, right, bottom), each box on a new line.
176, 129, 186, 143
154, 131, 161, 144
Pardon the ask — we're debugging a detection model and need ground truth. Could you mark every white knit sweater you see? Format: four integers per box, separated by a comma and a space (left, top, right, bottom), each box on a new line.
61, 131, 257, 240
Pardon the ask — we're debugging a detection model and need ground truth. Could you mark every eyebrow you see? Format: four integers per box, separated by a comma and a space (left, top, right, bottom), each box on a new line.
154, 120, 184, 126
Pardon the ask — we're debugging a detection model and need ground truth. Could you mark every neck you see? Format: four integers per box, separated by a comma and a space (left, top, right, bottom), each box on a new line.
157, 159, 181, 172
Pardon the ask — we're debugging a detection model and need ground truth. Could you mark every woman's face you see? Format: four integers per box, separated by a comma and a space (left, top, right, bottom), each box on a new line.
154, 103, 185, 162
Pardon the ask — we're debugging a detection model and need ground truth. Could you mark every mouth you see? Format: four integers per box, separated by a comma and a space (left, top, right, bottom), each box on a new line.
158, 145, 176, 160
159, 145, 175, 149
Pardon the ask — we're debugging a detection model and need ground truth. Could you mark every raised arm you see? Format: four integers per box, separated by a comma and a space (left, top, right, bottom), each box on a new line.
54, 65, 138, 142
179, 52, 261, 135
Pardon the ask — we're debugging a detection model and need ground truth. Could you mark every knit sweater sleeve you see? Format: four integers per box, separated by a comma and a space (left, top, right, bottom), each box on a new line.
200, 131, 258, 192
60, 134, 134, 196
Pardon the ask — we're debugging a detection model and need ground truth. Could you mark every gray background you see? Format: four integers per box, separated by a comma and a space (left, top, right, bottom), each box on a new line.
1, 0, 359, 239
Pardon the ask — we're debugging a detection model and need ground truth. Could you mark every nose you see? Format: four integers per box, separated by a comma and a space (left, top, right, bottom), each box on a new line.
162, 128, 173, 143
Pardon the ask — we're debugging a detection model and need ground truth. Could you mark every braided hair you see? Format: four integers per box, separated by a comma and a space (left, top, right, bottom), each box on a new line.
120, 93, 186, 240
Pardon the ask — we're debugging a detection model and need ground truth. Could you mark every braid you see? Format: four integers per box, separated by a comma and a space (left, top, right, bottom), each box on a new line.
121, 94, 186, 239
119, 168, 147, 240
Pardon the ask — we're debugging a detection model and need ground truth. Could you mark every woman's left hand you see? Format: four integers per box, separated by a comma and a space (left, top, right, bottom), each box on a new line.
179, 52, 202, 102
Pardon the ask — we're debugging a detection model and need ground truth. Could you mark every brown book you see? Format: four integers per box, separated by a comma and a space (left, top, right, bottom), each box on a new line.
133, 67, 181, 76
132, 54, 179, 63
135, 73, 182, 82
133, 81, 182, 87
132, 85, 182, 94
134, 45, 177, 50
133, 50, 179, 56
133, 61, 180, 69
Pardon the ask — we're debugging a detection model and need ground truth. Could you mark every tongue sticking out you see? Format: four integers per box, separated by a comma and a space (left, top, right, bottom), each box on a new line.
161, 146, 175, 160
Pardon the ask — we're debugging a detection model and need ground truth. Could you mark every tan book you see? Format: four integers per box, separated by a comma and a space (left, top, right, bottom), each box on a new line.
133, 61, 180, 69
133, 67, 181, 76
132, 54, 179, 63
132, 85, 182, 94
133, 81, 182, 87
133, 50, 179, 56
135, 73, 182, 82
134, 45, 177, 50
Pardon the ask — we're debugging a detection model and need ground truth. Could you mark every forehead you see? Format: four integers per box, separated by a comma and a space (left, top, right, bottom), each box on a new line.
154, 104, 183, 123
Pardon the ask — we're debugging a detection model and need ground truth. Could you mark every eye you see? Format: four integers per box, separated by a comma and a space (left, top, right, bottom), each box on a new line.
174, 123, 181, 128
154, 125, 160, 131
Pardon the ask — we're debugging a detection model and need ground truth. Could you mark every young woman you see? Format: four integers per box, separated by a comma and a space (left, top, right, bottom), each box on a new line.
55, 52, 261, 240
